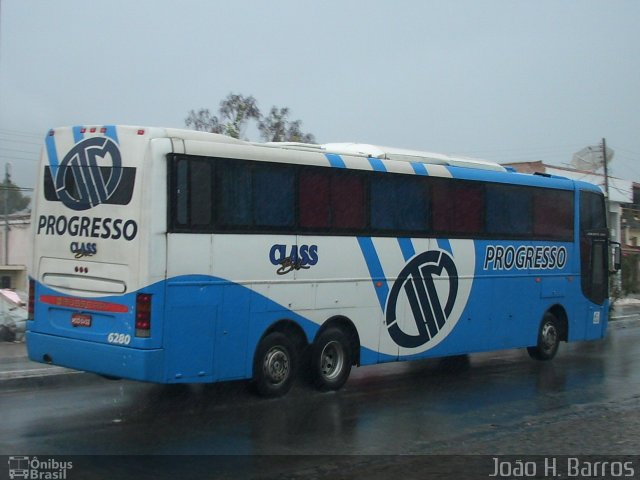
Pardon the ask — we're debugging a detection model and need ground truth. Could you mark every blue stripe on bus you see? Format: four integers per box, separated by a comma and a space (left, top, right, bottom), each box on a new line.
72, 126, 84, 143
325, 153, 346, 169
357, 237, 389, 311
398, 237, 415, 261
411, 162, 429, 176
45, 133, 59, 179
437, 238, 452, 255
368, 157, 387, 172
104, 125, 119, 144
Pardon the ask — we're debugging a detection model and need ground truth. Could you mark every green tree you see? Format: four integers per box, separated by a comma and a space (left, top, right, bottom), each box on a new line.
184, 108, 224, 134
185, 93, 260, 139
185, 93, 316, 143
218, 93, 260, 139
258, 106, 316, 144
0, 180, 30, 214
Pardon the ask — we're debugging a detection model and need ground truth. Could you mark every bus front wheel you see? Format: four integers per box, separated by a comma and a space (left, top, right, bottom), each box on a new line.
311, 327, 352, 391
527, 313, 560, 361
253, 332, 296, 397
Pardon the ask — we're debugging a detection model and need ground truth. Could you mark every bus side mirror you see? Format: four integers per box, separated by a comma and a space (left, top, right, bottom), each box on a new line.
610, 241, 621, 272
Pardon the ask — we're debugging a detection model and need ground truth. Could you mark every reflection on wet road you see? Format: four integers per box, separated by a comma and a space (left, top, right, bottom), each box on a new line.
1, 320, 639, 456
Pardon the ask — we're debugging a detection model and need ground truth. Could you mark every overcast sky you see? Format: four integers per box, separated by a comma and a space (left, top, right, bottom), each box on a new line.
0, 0, 638, 191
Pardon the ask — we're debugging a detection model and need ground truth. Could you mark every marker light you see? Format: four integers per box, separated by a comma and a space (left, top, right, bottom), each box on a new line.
28, 279, 35, 320
135, 293, 152, 338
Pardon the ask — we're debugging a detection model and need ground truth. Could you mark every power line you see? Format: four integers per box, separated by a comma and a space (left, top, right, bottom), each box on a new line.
0, 136, 41, 146
0, 129, 42, 139
0, 155, 39, 162
0, 146, 40, 154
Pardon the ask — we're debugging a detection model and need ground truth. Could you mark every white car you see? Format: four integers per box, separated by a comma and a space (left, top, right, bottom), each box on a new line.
0, 289, 27, 342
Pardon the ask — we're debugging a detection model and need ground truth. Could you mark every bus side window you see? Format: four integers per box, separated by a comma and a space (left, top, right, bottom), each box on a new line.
299, 170, 365, 231
190, 160, 214, 226
533, 189, 574, 240
299, 171, 330, 228
432, 181, 483, 235
219, 163, 252, 227
486, 184, 532, 236
331, 173, 365, 230
253, 166, 295, 227
371, 175, 427, 232
175, 159, 189, 226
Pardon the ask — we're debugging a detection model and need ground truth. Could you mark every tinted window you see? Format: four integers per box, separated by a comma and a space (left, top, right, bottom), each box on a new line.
219, 163, 252, 226
175, 159, 188, 225
43, 166, 136, 206
332, 174, 365, 229
168, 154, 577, 242
533, 189, 573, 240
486, 185, 532, 235
371, 176, 426, 231
218, 162, 295, 228
172, 158, 214, 228
299, 171, 330, 228
432, 181, 484, 234
580, 190, 606, 231
254, 167, 294, 227
190, 160, 213, 226
298, 170, 365, 230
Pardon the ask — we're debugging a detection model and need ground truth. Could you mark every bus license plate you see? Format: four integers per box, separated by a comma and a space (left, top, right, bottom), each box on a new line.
71, 313, 92, 327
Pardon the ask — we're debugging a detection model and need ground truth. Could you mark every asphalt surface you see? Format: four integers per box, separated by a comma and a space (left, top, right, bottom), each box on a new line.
1, 306, 639, 479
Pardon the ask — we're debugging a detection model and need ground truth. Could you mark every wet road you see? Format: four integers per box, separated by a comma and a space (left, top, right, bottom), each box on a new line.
1, 315, 639, 475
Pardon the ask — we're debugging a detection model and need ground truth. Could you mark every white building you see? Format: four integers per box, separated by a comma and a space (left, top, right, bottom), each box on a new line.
0, 212, 31, 291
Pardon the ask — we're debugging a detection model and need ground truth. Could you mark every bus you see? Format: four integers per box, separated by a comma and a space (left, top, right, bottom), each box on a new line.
27, 125, 615, 397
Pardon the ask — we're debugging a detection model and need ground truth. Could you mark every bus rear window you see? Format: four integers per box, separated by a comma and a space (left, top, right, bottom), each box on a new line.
43, 166, 136, 206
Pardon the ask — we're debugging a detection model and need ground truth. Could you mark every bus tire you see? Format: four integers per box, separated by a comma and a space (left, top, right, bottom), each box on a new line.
311, 327, 352, 391
253, 332, 296, 397
527, 313, 560, 361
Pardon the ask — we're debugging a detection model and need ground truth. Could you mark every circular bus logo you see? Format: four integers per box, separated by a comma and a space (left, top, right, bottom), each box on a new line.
386, 250, 458, 349
55, 137, 123, 211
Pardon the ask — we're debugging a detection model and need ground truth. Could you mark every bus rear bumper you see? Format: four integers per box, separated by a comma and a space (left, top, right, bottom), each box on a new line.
26, 331, 165, 383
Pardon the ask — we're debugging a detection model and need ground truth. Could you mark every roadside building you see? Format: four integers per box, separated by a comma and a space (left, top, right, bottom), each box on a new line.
0, 211, 31, 291
620, 183, 640, 293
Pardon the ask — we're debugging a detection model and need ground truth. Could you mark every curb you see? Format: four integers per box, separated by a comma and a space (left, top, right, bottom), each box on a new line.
0, 367, 98, 388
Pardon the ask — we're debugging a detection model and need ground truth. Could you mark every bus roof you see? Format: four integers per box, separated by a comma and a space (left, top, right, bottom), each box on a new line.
47, 125, 603, 193
264, 141, 507, 172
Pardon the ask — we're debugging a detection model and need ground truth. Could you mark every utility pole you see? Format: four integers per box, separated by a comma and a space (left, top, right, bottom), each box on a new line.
4, 162, 10, 265
602, 138, 610, 200
602, 138, 610, 234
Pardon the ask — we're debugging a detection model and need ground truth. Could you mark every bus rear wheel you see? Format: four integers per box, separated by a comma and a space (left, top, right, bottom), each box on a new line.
527, 313, 560, 361
311, 327, 352, 391
253, 332, 296, 397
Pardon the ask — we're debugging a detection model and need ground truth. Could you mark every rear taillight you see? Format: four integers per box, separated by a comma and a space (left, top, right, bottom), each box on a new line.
135, 293, 151, 338
28, 279, 35, 320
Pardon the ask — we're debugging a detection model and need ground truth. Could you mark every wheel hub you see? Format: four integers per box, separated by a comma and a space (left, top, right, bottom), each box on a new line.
320, 341, 345, 380
541, 323, 558, 353
264, 347, 289, 384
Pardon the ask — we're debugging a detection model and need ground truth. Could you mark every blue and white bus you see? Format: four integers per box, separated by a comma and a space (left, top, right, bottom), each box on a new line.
27, 125, 613, 396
